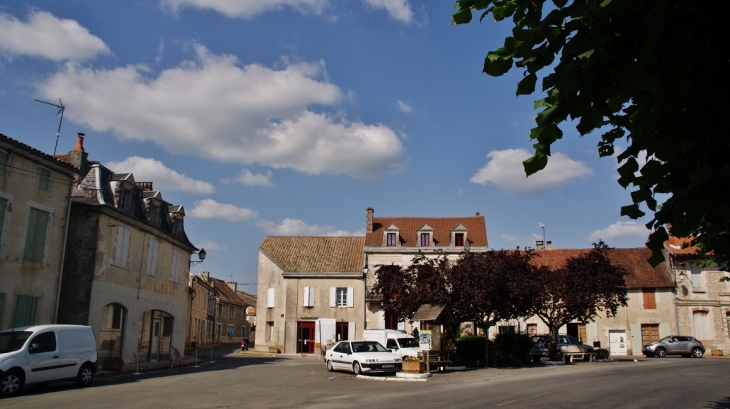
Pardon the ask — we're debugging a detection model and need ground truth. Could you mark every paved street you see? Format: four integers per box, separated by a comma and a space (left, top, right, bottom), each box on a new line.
2, 345, 729, 408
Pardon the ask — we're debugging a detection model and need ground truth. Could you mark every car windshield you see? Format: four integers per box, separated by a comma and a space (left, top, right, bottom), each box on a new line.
398, 338, 419, 348
0, 331, 32, 354
351, 342, 389, 353
659, 336, 673, 343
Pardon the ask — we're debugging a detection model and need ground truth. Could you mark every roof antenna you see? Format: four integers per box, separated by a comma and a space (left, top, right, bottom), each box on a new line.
34, 98, 66, 155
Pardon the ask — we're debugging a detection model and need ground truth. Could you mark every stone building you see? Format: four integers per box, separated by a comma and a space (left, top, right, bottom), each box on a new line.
200, 274, 253, 345
0, 133, 77, 329
187, 273, 216, 348
56, 135, 197, 364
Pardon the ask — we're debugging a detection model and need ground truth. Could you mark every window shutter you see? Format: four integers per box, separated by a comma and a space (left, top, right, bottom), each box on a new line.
13, 294, 37, 327
146, 237, 159, 276
347, 287, 354, 308
303, 287, 315, 307
329, 287, 336, 307
122, 226, 131, 268
267, 288, 275, 308
24, 208, 49, 262
348, 322, 356, 340
642, 289, 656, 309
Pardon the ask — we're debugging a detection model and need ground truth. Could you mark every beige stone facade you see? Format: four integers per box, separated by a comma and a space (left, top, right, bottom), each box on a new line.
0, 134, 76, 329
187, 273, 216, 348
255, 236, 365, 354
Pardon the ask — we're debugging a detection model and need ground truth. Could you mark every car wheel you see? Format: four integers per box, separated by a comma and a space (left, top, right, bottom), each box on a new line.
691, 347, 703, 358
352, 362, 362, 375
1, 369, 24, 397
655, 347, 666, 358
326, 360, 334, 372
76, 363, 94, 387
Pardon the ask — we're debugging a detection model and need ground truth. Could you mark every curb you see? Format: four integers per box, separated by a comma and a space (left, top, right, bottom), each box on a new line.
357, 374, 428, 382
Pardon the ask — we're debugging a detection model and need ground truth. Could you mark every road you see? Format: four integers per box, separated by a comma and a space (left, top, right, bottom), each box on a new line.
3, 345, 729, 408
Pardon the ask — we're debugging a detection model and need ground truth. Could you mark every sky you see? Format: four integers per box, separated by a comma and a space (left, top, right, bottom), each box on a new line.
0, 1, 656, 293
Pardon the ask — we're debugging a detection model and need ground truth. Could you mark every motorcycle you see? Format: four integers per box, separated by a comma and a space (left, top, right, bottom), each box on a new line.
241, 338, 249, 351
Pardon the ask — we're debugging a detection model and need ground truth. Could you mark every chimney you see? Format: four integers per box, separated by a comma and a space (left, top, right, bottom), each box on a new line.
366, 207, 374, 233
227, 282, 237, 292
536, 240, 544, 251
201, 271, 210, 281
546, 241, 552, 250
66, 133, 88, 173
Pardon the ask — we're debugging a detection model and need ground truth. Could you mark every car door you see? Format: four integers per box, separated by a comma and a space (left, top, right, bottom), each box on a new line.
26, 331, 60, 384
332, 342, 353, 370
677, 336, 693, 354
665, 336, 682, 354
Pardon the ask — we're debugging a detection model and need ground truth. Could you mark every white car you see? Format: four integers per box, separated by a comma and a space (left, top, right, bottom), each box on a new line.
325, 340, 402, 375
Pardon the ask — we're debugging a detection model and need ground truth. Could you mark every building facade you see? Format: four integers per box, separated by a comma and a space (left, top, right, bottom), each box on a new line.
255, 236, 365, 354
187, 273, 216, 348
0, 133, 77, 329
57, 135, 197, 364
203, 275, 253, 345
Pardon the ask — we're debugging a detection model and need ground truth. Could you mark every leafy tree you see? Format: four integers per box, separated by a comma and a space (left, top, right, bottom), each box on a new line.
452, 0, 730, 269
532, 241, 628, 359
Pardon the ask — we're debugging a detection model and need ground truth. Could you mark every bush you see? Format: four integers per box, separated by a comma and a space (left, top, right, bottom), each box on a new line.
594, 348, 610, 360
455, 336, 491, 367
492, 331, 533, 367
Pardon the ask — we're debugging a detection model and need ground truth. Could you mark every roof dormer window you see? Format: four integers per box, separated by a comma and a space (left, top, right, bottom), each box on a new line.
118, 188, 132, 212
382, 224, 400, 247
417, 224, 434, 247
450, 224, 468, 247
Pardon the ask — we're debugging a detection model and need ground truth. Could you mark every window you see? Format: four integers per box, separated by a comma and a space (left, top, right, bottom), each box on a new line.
227, 325, 234, 337
691, 266, 703, 289
420, 233, 430, 246
13, 294, 37, 327
642, 289, 656, 309
170, 247, 181, 283
23, 207, 50, 262
0, 150, 8, 176
118, 188, 132, 211
113, 225, 131, 268
29, 332, 56, 354
498, 325, 516, 334
217, 304, 222, 316
330, 287, 353, 307
38, 168, 51, 191
387, 233, 397, 246
145, 236, 159, 276
266, 288, 275, 308
241, 327, 247, 338
229, 306, 235, 318
162, 316, 173, 337
455, 233, 464, 246
303, 287, 315, 307
641, 324, 660, 345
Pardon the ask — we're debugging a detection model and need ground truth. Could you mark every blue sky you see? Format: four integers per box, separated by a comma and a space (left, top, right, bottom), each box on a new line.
0, 1, 654, 292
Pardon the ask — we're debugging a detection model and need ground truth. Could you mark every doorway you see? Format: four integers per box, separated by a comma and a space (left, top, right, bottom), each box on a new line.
609, 330, 628, 355
297, 321, 315, 353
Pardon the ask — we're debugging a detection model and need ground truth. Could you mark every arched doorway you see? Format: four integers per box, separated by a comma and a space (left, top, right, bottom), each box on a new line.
99, 303, 126, 361
138, 310, 174, 362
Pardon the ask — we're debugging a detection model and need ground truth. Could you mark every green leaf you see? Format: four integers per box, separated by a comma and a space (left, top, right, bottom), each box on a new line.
536, 104, 559, 125
523, 153, 548, 176
620, 204, 645, 219
617, 157, 638, 188
484, 52, 513, 76
577, 49, 594, 59
689, 165, 712, 186
516, 73, 537, 95
452, 7, 473, 25
534, 98, 548, 109
631, 188, 652, 203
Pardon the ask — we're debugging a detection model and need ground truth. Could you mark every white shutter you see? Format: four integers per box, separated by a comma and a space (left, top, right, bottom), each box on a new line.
122, 226, 131, 268
171, 247, 181, 283
348, 322, 356, 340
267, 288, 275, 308
329, 287, 336, 307
303, 287, 315, 307
377, 310, 385, 329
145, 237, 159, 276
347, 287, 354, 308
115, 225, 130, 268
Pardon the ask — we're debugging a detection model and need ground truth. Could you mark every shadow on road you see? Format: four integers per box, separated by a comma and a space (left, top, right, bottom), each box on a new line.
705, 397, 730, 409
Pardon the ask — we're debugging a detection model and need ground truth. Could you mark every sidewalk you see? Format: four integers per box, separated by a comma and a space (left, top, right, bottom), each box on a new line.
97, 345, 226, 378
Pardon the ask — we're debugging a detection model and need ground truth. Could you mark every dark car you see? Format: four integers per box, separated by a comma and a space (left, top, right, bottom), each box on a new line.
531, 334, 594, 362
642, 335, 704, 358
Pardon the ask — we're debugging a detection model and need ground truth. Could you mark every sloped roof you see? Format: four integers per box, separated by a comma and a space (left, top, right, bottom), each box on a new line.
260, 236, 365, 272
206, 276, 248, 306
411, 305, 455, 324
530, 248, 674, 289
236, 291, 257, 307
663, 235, 705, 256
366, 215, 487, 247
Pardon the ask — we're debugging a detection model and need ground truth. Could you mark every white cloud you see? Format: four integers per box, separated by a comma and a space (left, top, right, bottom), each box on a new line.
160, 0, 329, 19
256, 218, 356, 236
228, 169, 274, 187
105, 156, 215, 194
363, 0, 414, 23
37, 45, 404, 182
397, 99, 412, 113
0, 10, 109, 61
588, 221, 649, 244
189, 199, 258, 221
470, 148, 593, 194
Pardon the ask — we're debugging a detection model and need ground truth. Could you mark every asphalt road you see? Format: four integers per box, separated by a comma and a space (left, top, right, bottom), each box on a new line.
3, 345, 729, 409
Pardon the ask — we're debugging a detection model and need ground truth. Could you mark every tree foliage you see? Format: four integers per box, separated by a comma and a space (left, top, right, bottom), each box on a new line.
452, 0, 730, 269
532, 241, 628, 358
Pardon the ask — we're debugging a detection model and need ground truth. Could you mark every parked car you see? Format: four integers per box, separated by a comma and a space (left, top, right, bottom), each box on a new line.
531, 334, 594, 362
325, 340, 402, 375
642, 335, 704, 358
362, 329, 421, 359
0, 325, 98, 397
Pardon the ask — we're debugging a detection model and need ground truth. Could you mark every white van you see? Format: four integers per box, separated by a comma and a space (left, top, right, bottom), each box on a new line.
362, 329, 421, 358
0, 324, 98, 397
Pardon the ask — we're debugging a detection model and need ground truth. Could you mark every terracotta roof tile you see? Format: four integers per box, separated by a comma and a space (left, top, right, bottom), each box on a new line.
663, 235, 704, 255
366, 216, 487, 247
530, 248, 674, 288
260, 236, 365, 272
206, 276, 248, 306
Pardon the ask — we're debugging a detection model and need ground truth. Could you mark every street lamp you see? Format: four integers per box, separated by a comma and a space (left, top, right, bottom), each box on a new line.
190, 248, 206, 266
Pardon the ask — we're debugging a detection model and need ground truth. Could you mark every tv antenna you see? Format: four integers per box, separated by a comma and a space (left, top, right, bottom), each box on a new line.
34, 98, 66, 155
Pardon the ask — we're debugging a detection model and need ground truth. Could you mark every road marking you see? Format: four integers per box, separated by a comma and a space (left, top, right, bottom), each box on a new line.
496, 392, 553, 406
